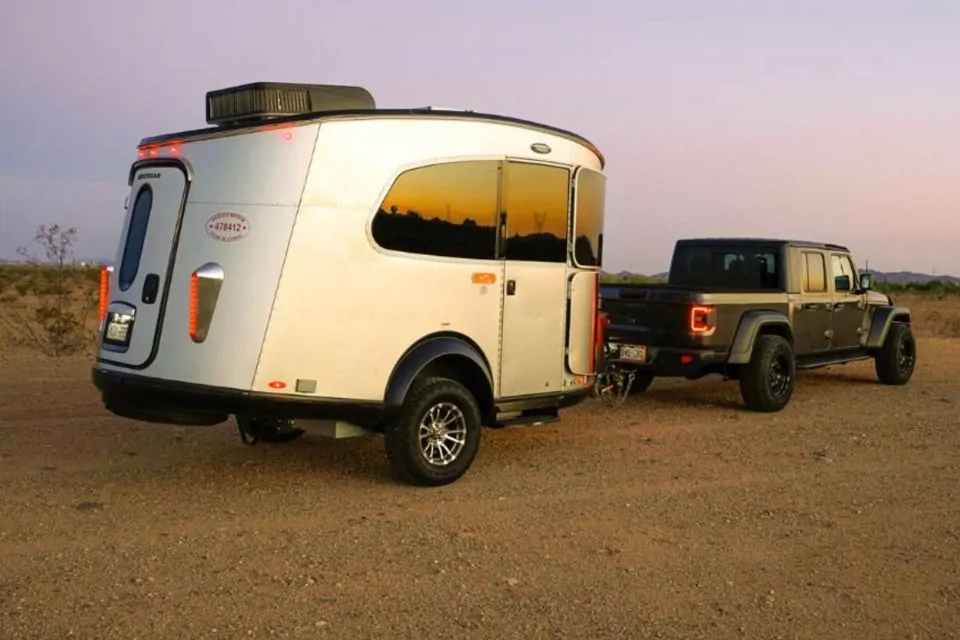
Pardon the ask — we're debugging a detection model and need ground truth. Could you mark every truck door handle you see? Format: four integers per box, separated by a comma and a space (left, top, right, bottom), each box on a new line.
506, 279, 516, 296
141, 273, 160, 304
803, 303, 819, 310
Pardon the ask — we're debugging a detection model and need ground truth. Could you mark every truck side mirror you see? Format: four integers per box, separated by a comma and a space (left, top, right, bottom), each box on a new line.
859, 273, 872, 291
835, 274, 851, 292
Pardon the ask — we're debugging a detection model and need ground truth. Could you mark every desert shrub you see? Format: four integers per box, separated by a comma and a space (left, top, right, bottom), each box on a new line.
0, 224, 98, 357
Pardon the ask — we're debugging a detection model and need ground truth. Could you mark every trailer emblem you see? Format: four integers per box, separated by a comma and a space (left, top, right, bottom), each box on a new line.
206, 212, 250, 243
530, 142, 552, 154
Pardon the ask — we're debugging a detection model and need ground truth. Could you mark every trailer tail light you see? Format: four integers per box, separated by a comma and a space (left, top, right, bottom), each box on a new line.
188, 263, 225, 343
98, 265, 113, 321
590, 273, 600, 373
689, 305, 715, 334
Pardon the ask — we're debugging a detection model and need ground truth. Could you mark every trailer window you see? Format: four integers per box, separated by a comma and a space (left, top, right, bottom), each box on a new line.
502, 161, 569, 263
372, 160, 499, 260
803, 252, 827, 292
117, 184, 154, 291
670, 244, 782, 290
573, 169, 605, 267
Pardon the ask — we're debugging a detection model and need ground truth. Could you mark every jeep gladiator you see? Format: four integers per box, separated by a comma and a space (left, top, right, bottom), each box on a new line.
598, 238, 916, 412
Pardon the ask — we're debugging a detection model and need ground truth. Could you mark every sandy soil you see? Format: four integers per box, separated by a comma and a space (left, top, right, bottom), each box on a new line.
1, 339, 959, 639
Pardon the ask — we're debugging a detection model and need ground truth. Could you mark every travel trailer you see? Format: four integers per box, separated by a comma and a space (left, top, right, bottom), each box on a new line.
92, 82, 607, 486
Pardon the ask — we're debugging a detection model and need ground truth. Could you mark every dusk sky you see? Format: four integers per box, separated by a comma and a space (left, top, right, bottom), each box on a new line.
2, 0, 958, 275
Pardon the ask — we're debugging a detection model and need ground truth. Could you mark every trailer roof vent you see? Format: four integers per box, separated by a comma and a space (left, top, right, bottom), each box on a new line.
205, 82, 376, 126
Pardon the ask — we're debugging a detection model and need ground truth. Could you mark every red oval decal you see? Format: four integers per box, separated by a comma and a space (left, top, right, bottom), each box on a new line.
206, 212, 250, 243
268, 381, 287, 389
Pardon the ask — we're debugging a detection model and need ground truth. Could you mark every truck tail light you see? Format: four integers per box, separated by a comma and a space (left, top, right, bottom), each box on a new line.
689, 305, 715, 333
188, 263, 225, 343
98, 265, 113, 321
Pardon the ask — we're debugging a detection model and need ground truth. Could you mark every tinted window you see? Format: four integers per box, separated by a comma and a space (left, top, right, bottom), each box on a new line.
573, 169, 605, 267
803, 252, 827, 292
669, 244, 782, 289
371, 160, 499, 260
118, 184, 154, 291
831, 254, 856, 291
502, 161, 569, 263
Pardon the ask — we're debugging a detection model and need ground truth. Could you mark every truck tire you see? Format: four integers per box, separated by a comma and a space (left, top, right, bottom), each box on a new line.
738, 334, 795, 413
874, 322, 916, 385
625, 368, 655, 394
384, 376, 482, 487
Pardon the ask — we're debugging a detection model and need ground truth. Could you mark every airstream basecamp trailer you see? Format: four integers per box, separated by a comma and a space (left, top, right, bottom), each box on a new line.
92, 82, 607, 486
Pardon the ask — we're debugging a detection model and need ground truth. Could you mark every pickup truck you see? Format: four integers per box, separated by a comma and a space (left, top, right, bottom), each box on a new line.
598, 238, 916, 412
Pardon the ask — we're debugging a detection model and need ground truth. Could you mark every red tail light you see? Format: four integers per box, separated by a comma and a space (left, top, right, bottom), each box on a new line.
188, 271, 199, 340
690, 305, 714, 333
98, 266, 111, 321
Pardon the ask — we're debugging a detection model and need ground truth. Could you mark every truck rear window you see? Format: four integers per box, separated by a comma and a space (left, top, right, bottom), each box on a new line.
670, 244, 782, 290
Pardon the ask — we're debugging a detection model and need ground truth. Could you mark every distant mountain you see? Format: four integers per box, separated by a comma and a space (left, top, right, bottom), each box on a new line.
605, 269, 959, 285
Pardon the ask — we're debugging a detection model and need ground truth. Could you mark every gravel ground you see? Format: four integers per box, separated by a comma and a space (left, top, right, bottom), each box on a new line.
1, 339, 959, 639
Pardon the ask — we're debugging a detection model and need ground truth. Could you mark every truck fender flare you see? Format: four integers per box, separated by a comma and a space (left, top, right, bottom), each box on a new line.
383, 333, 494, 409
726, 311, 793, 365
865, 306, 912, 349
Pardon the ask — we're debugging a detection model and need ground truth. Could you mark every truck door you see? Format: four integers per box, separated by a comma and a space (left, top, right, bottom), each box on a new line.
497, 159, 571, 398
98, 162, 189, 368
796, 250, 833, 354
828, 252, 868, 350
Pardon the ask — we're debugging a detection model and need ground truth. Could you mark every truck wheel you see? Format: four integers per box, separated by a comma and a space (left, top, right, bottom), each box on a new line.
738, 334, 795, 413
384, 376, 482, 487
626, 368, 654, 394
874, 322, 916, 385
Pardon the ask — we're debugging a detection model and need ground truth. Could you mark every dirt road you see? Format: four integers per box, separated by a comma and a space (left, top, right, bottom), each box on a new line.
1, 340, 959, 639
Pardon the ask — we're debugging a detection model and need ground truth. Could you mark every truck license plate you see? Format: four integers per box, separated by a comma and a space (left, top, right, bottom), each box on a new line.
619, 344, 647, 362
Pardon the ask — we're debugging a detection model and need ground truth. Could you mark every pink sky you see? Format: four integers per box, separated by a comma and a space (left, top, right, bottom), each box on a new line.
1, 0, 958, 275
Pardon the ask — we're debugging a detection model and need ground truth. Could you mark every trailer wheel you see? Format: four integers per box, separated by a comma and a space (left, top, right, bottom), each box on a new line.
738, 334, 795, 413
384, 376, 482, 487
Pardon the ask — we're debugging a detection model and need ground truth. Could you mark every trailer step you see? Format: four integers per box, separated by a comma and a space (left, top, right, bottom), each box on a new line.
491, 408, 559, 428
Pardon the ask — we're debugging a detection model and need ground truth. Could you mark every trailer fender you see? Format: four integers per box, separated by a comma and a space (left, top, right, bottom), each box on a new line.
384, 334, 495, 412
726, 311, 793, 365
865, 306, 912, 349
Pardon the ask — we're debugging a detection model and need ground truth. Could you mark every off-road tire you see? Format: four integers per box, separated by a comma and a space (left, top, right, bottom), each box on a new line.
384, 376, 482, 487
738, 334, 796, 413
625, 368, 655, 395
874, 322, 916, 385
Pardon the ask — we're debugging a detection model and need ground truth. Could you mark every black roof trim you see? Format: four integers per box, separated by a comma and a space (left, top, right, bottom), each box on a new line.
674, 237, 850, 252
139, 108, 605, 168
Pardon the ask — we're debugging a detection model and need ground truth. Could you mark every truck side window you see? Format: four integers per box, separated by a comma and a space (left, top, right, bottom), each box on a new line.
502, 161, 570, 263
831, 254, 857, 291
573, 168, 605, 267
803, 252, 827, 292
371, 160, 499, 260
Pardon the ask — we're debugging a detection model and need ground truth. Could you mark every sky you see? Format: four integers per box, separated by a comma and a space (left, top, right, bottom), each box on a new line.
1, 0, 959, 275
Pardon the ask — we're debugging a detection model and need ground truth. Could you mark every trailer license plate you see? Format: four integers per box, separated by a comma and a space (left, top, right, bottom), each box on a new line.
619, 344, 646, 362
104, 313, 133, 345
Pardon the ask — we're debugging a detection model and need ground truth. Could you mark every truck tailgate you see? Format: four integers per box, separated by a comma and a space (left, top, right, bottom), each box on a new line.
600, 284, 701, 347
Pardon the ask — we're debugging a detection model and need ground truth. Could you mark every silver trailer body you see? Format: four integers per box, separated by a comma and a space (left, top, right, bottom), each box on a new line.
93, 83, 607, 485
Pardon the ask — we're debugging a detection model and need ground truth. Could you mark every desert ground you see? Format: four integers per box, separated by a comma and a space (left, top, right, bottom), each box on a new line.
1, 288, 959, 639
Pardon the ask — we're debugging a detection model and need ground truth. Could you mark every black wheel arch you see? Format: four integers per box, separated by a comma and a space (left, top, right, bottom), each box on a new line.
726, 310, 794, 365
865, 306, 912, 350
383, 332, 495, 420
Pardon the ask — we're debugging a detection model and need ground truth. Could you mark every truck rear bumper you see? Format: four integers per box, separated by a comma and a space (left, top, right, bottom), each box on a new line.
606, 343, 727, 378
92, 366, 387, 428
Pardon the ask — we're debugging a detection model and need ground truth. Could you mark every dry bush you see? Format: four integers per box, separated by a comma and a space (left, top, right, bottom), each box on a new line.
893, 292, 960, 339
0, 225, 100, 357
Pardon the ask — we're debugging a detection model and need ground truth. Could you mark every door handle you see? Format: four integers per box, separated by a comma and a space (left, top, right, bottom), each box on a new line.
506, 279, 516, 296
141, 273, 160, 304
803, 303, 819, 310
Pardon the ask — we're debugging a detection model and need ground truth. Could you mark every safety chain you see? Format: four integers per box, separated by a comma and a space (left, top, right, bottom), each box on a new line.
591, 354, 636, 409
